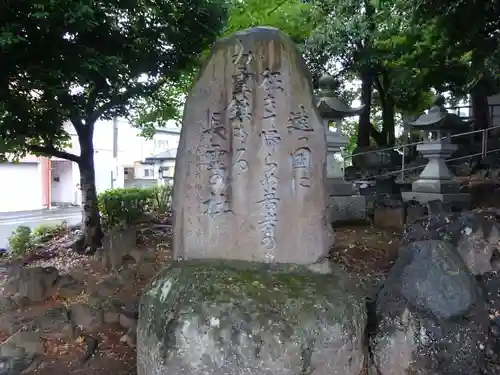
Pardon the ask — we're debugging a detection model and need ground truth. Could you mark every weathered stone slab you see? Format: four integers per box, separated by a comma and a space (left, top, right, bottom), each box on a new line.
328, 195, 366, 224
172, 27, 332, 265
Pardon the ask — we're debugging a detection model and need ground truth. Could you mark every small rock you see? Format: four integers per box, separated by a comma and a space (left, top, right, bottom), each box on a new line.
0, 343, 26, 358
128, 249, 144, 263
79, 335, 99, 364
94, 276, 121, 298
120, 328, 136, 348
119, 313, 137, 330
55, 275, 85, 299
103, 312, 119, 325
122, 302, 139, 320
33, 307, 74, 340
70, 303, 103, 332
20, 355, 42, 374
118, 268, 136, 285
0, 297, 17, 314
1, 331, 43, 356
0, 354, 35, 375
0, 312, 30, 336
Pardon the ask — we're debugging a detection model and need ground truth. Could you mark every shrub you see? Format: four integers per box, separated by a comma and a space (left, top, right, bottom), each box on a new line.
31, 222, 66, 244
98, 185, 174, 229
8, 225, 33, 257
148, 185, 173, 212
98, 187, 153, 229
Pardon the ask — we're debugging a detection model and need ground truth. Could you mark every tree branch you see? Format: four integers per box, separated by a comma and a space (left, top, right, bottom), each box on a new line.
370, 123, 386, 146
55, 90, 84, 128
374, 75, 386, 105
27, 145, 81, 163
92, 79, 167, 123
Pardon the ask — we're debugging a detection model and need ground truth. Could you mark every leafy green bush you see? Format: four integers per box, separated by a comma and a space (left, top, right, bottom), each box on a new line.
8, 226, 33, 256
148, 185, 173, 212
98, 187, 152, 228
98, 185, 173, 228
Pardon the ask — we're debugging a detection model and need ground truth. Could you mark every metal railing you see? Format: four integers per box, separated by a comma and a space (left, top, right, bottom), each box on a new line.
343, 120, 500, 182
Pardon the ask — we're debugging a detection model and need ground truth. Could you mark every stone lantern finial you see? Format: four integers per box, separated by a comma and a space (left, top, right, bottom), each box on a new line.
318, 74, 339, 96
433, 94, 446, 107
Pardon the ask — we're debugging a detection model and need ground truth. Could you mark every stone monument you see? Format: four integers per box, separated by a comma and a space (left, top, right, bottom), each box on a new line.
171, 27, 332, 265
137, 27, 367, 375
401, 96, 471, 208
316, 74, 366, 223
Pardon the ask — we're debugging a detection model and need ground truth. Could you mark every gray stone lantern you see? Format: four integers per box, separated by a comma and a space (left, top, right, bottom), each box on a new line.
316, 74, 366, 223
316, 74, 364, 190
401, 95, 471, 206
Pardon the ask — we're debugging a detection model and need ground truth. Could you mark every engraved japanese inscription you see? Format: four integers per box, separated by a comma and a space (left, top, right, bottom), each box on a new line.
201, 110, 232, 217
258, 154, 279, 254
229, 39, 252, 174
292, 137, 312, 188
287, 105, 313, 133
258, 67, 284, 257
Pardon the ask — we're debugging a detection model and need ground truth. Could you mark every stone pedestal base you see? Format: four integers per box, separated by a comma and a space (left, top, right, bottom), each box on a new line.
138, 260, 367, 375
329, 195, 366, 224
326, 178, 356, 196
402, 191, 470, 210
411, 179, 461, 194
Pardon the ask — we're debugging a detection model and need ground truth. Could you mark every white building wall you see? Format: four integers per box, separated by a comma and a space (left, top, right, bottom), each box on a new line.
50, 161, 74, 204
487, 94, 500, 128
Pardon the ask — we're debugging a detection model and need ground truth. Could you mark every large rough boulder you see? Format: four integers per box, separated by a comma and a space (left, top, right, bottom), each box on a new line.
402, 209, 500, 275
137, 260, 367, 375
171, 26, 332, 266
370, 240, 490, 375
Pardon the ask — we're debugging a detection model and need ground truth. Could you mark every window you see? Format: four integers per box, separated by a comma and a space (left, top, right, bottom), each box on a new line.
144, 168, 154, 177
155, 140, 169, 150
124, 167, 134, 179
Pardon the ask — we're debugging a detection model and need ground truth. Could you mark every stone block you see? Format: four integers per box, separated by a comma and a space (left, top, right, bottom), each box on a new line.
328, 195, 366, 224
373, 204, 405, 230
326, 178, 356, 196
98, 228, 137, 270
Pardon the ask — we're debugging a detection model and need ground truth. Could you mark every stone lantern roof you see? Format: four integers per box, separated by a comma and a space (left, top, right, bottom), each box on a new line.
409, 95, 472, 131
316, 74, 364, 118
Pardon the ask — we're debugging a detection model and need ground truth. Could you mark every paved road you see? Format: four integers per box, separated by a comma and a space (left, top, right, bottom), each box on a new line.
0, 207, 82, 250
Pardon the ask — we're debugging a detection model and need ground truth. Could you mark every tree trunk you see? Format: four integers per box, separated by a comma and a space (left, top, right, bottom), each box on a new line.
382, 97, 396, 146
77, 136, 103, 255
357, 70, 373, 148
471, 78, 490, 132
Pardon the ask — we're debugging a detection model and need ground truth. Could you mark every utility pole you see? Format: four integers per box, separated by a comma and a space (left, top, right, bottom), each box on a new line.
112, 117, 119, 188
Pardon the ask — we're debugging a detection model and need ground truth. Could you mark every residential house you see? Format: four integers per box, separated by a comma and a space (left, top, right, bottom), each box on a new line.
142, 148, 178, 185
123, 125, 181, 188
